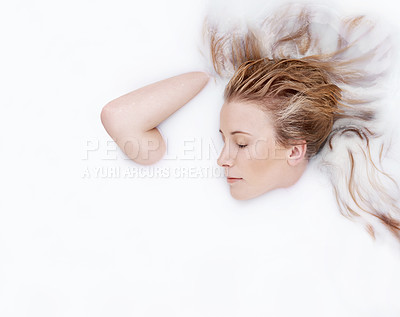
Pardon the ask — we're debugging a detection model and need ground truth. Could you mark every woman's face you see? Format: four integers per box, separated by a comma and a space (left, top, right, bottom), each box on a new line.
218, 100, 294, 200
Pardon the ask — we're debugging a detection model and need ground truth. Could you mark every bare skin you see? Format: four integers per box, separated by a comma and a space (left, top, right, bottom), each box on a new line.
101, 72, 211, 165
218, 100, 308, 200
100, 71, 308, 199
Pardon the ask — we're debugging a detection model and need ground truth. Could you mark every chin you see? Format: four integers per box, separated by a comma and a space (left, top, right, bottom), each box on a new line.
231, 193, 251, 201
230, 189, 260, 201
230, 186, 276, 201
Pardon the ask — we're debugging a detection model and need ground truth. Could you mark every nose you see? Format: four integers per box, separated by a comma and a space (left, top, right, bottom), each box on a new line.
217, 143, 235, 168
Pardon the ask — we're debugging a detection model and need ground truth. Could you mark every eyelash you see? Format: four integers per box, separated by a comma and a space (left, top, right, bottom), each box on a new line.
221, 137, 247, 148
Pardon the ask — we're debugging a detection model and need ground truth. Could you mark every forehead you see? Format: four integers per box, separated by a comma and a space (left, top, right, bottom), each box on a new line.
220, 101, 274, 133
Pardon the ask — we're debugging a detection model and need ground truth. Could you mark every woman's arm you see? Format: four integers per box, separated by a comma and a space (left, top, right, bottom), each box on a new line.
100, 71, 210, 165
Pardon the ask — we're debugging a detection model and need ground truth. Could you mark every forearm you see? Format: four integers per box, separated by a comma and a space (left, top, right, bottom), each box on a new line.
101, 71, 210, 134
100, 71, 210, 165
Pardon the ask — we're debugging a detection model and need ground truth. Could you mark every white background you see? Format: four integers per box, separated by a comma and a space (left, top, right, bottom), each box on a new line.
1, 0, 400, 316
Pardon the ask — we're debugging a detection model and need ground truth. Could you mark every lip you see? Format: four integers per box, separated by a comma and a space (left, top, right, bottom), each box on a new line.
227, 177, 243, 184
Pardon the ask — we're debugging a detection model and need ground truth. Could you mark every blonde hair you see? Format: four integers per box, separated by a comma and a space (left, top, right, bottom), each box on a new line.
201, 4, 400, 242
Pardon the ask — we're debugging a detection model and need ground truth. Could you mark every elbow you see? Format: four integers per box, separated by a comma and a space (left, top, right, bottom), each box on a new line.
100, 102, 165, 166
101, 102, 126, 144
100, 101, 142, 134
100, 102, 115, 131
100, 105, 109, 138
100, 101, 127, 137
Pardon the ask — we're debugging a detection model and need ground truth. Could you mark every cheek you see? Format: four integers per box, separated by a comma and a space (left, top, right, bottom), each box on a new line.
236, 144, 271, 175
250, 139, 275, 165
243, 141, 283, 180
253, 139, 274, 160
248, 156, 275, 181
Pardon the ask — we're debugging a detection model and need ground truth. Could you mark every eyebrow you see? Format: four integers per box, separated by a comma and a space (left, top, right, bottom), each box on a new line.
219, 129, 253, 136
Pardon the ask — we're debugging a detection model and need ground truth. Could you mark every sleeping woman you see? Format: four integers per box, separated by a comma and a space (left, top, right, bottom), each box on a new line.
101, 4, 400, 244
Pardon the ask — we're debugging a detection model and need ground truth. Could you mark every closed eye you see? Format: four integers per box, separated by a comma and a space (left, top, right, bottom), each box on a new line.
237, 144, 247, 148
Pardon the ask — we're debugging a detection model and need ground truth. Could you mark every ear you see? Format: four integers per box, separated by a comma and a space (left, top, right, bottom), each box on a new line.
286, 141, 307, 166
